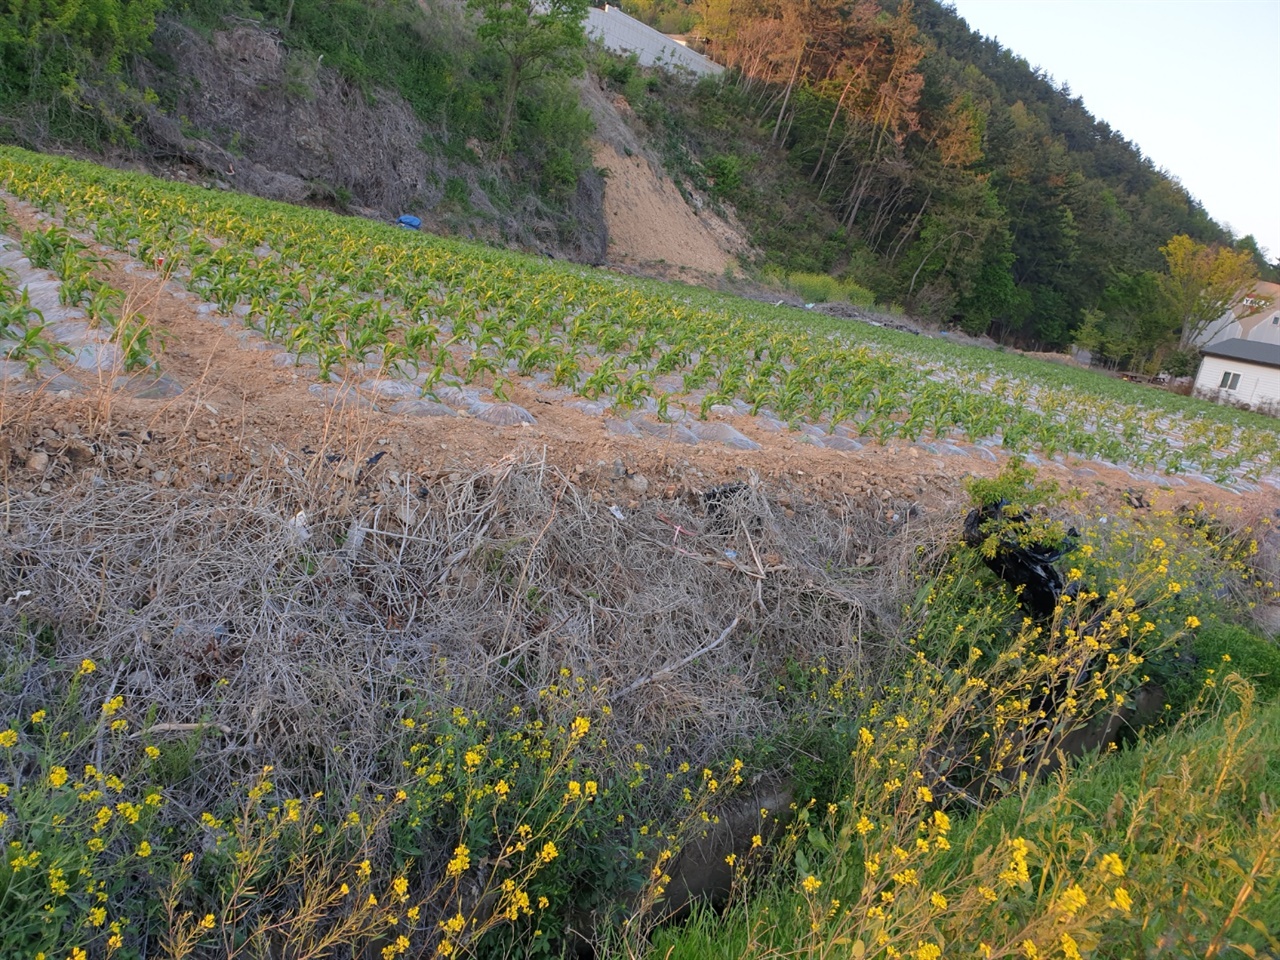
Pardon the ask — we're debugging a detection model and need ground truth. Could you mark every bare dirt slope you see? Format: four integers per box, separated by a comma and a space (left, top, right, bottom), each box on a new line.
582, 78, 751, 280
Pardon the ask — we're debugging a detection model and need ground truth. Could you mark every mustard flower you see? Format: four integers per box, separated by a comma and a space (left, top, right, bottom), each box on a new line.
1098, 852, 1126, 877
446, 845, 470, 877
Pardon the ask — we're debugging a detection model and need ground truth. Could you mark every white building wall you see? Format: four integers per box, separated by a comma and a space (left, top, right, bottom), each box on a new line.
585, 6, 724, 77
1194, 354, 1280, 411
1243, 311, 1280, 345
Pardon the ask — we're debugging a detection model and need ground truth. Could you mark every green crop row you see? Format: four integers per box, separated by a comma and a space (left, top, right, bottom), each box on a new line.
1, 147, 1277, 483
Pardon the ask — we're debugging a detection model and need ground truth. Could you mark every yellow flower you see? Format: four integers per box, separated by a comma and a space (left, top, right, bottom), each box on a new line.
1061, 933, 1083, 960
440, 912, 466, 935
539, 841, 558, 863
136, 841, 152, 858
855, 816, 875, 836
892, 869, 919, 887
916, 786, 933, 804
199, 913, 216, 930
915, 943, 942, 960
31, 710, 46, 724
392, 876, 409, 901
144, 745, 160, 759
88, 907, 107, 927
446, 845, 471, 877
801, 875, 822, 894
401, 718, 415, 729
1057, 882, 1088, 918
1168, 581, 1182, 594
102, 695, 124, 717
570, 716, 590, 739
0, 730, 16, 748
48, 766, 69, 788
1099, 852, 1126, 877
1185, 615, 1201, 628
929, 891, 947, 910
750, 834, 763, 849
79, 658, 97, 675
1110, 886, 1132, 912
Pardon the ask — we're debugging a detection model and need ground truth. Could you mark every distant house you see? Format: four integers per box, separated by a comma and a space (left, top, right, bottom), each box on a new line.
1193, 337, 1280, 413
1194, 280, 1280, 348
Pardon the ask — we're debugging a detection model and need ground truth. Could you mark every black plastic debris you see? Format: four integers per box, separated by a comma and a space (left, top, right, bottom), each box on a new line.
703, 482, 751, 534
964, 500, 1078, 619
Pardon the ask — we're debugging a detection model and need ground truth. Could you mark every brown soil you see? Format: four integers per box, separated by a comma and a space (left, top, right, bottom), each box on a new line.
594, 141, 742, 278
583, 77, 751, 281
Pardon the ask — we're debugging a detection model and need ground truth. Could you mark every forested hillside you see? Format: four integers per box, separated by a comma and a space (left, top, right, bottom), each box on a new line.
621, 0, 1276, 358
1, 0, 1274, 360
0, 0, 605, 258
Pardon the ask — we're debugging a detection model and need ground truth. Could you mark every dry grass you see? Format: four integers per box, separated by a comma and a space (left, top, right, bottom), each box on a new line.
0, 451, 943, 805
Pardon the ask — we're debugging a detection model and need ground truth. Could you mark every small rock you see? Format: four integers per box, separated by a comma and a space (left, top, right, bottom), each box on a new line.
26, 451, 49, 473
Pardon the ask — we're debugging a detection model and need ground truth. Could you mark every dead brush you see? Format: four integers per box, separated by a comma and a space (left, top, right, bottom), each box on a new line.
0, 453, 925, 807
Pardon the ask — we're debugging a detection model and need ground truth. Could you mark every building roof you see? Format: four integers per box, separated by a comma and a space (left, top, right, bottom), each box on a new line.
1200, 337, 1280, 369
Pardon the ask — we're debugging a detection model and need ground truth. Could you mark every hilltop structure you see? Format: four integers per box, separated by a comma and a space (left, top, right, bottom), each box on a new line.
584, 4, 723, 76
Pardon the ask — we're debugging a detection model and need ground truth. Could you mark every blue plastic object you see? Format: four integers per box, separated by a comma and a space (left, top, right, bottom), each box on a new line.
397, 215, 422, 230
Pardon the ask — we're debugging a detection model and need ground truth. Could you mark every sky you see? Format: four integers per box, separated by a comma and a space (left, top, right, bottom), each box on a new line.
946, 0, 1280, 262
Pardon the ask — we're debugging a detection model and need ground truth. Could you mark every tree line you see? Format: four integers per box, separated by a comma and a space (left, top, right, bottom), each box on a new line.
622, 0, 1274, 361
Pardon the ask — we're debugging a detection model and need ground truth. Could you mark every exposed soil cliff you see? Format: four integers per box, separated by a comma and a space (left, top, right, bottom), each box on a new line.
130, 19, 607, 263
